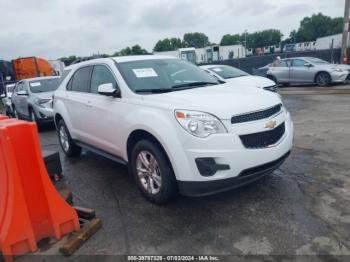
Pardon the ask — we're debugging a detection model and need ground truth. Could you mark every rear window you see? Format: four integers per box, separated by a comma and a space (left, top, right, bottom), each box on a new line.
29, 78, 60, 93
69, 66, 92, 93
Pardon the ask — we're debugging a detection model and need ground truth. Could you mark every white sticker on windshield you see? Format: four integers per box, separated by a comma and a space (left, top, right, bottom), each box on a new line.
133, 68, 158, 78
30, 82, 41, 87
212, 68, 223, 72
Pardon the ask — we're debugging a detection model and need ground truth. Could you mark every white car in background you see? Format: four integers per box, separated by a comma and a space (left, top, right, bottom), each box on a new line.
54, 55, 293, 204
200, 64, 278, 92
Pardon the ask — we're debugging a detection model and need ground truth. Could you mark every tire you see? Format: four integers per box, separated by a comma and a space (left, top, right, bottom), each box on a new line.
12, 106, 19, 119
316, 72, 331, 87
57, 119, 81, 157
130, 139, 178, 204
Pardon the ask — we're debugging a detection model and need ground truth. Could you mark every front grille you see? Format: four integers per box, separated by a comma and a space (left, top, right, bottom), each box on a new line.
231, 104, 282, 124
239, 122, 285, 149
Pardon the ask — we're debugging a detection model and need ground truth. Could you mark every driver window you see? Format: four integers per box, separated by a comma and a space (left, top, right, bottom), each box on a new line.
90, 65, 117, 94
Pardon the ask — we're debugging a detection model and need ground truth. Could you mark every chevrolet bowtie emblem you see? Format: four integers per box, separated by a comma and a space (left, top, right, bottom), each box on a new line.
265, 120, 277, 129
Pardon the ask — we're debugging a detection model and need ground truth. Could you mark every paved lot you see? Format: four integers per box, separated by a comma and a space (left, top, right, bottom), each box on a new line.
24, 85, 350, 260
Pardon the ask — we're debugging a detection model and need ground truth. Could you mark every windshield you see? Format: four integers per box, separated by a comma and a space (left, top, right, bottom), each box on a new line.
207, 65, 249, 79
117, 58, 219, 93
29, 78, 60, 93
307, 58, 329, 64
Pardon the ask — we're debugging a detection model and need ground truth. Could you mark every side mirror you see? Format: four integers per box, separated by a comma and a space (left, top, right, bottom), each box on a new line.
17, 90, 28, 96
305, 63, 313, 67
98, 83, 120, 97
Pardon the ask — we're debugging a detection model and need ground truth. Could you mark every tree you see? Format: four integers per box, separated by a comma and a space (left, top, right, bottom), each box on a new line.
291, 13, 343, 42
220, 29, 282, 48
114, 45, 149, 56
183, 33, 209, 48
220, 34, 241, 46
59, 56, 80, 66
153, 38, 182, 52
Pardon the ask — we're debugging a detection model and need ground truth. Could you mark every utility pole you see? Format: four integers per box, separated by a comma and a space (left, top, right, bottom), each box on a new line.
341, 0, 350, 64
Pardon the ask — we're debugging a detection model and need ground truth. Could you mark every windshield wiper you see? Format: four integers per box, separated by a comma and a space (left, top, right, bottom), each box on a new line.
135, 88, 174, 94
171, 81, 218, 89
225, 75, 247, 79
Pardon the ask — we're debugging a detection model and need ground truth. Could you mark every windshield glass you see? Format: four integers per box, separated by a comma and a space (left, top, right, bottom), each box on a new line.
207, 65, 249, 79
29, 78, 60, 93
117, 58, 219, 93
307, 58, 329, 64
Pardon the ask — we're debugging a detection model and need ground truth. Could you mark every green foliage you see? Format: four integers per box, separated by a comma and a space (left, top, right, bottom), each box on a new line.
220, 29, 283, 48
183, 32, 209, 48
153, 38, 182, 52
59, 56, 81, 66
286, 13, 343, 43
113, 45, 149, 56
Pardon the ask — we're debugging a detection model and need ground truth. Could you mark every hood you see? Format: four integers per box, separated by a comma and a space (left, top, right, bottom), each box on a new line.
224, 75, 275, 89
316, 63, 350, 71
332, 64, 350, 70
32, 91, 54, 100
142, 83, 282, 120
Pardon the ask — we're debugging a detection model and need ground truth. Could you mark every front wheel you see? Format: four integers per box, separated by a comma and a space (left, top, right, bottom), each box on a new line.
316, 72, 331, 87
57, 119, 81, 157
131, 140, 178, 204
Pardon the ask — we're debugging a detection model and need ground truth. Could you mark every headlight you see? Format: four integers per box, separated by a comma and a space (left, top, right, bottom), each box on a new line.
34, 98, 52, 107
175, 110, 228, 138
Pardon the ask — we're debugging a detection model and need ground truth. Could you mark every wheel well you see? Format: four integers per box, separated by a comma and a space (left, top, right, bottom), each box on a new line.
127, 130, 169, 162
314, 71, 331, 83
266, 74, 276, 82
54, 113, 63, 126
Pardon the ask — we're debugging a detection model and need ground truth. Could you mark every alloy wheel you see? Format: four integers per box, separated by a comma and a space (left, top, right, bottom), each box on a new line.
136, 150, 162, 195
59, 125, 70, 152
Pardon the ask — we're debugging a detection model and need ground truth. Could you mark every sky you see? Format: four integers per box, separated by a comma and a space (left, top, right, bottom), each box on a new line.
0, 0, 344, 60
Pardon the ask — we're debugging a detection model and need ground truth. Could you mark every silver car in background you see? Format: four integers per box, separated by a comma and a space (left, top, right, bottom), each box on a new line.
266, 57, 350, 86
1, 83, 16, 116
11, 76, 60, 127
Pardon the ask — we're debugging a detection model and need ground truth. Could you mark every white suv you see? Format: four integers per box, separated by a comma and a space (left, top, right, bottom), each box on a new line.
53, 55, 293, 204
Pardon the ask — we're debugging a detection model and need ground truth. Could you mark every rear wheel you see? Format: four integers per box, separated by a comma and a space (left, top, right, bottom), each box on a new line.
316, 72, 331, 87
57, 119, 81, 157
13, 107, 19, 119
131, 140, 178, 204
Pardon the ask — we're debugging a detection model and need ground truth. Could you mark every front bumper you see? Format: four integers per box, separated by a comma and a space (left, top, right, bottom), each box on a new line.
178, 151, 290, 196
167, 109, 293, 195
33, 105, 54, 123
330, 71, 348, 83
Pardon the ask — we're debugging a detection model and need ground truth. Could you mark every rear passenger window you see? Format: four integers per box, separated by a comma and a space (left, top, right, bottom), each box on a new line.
70, 66, 92, 92
90, 65, 117, 94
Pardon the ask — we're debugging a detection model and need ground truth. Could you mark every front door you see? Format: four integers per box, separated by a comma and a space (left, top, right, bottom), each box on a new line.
82, 64, 122, 156
290, 59, 314, 83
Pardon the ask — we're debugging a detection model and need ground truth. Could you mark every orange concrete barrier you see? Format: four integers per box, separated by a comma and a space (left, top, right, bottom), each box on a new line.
0, 115, 8, 120
0, 119, 80, 261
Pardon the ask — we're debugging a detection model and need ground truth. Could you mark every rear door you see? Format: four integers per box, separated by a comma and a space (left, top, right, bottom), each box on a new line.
65, 66, 93, 141
270, 60, 290, 83
290, 59, 314, 83
82, 64, 122, 156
